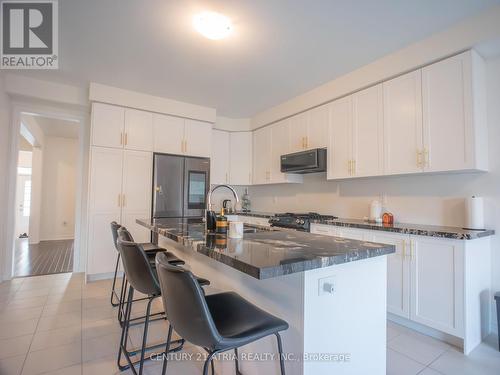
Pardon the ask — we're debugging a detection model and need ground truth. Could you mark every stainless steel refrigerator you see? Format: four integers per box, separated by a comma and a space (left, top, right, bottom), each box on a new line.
152, 153, 210, 219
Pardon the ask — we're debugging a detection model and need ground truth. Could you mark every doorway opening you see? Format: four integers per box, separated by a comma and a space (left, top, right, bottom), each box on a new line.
13, 113, 80, 277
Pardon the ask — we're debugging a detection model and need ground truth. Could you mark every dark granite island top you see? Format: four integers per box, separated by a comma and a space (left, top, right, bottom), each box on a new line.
136, 218, 395, 279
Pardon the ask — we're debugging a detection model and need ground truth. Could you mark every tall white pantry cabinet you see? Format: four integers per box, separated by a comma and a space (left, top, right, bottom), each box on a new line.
87, 103, 154, 277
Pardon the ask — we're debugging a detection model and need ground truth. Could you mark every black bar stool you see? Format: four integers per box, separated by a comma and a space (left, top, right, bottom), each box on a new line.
109, 221, 184, 308
155, 252, 289, 375
117, 238, 210, 375
116, 227, 186, 326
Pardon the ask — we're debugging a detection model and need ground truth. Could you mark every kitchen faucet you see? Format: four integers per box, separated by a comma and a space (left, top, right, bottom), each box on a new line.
205, 184, 240, 232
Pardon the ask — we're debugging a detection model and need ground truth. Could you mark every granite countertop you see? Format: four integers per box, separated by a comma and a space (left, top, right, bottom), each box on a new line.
233, 212, 494, 240
137, 218, 395, 280
311, 218, 494, 240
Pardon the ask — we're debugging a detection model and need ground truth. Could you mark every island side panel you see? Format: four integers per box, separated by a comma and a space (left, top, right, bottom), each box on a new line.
303, 255, 387, 375
159, 237, 306, 375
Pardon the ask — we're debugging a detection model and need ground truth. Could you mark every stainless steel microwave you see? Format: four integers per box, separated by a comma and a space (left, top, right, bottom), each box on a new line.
280, 148, 327, 174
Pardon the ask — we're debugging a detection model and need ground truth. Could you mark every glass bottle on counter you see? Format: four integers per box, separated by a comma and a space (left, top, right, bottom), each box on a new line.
216, 208, 228, 235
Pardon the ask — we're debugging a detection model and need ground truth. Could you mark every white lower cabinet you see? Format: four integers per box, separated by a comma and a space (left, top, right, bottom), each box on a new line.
309, 223, 490, 353
409, 236, 464, 336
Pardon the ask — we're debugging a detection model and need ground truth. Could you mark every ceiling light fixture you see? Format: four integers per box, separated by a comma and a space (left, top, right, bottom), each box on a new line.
193, 11, 232, 40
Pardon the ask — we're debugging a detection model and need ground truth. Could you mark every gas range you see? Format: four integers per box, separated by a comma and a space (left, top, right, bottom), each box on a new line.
269, 212, 338, 232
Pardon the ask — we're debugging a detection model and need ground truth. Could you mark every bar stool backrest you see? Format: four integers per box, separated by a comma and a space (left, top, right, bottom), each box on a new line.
155, 252, 221, 350
117, 232, 160, 296
110, 221, 122, 251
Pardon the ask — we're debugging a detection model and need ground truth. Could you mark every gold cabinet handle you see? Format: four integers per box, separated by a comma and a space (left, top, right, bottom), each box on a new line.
305, 136, 309, 149
120, 132, 123, 146
416, 150, 422, 168
423, 148, 429, 168
124, 133, 128, 146
348, 160, 351, 175
122, 194, 126, 208
184, 140, 187, 153
118, 194, 121, 207
353, 160, 356, 175
409, 240, 414, 261
402, 241, 406, 259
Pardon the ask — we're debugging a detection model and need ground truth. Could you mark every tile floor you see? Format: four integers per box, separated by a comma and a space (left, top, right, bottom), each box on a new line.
0, 272, 499, 375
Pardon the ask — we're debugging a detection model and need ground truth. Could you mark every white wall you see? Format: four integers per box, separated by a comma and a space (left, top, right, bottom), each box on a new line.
39, 136, 78, 241
248, 55, 500, 334
0, 73, 11, 281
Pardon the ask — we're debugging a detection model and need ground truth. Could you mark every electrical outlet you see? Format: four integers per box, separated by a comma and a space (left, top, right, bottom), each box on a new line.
318, 276, 336, 296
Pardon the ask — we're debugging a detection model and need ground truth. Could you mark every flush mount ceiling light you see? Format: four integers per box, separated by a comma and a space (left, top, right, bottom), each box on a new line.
193, 11, 232, 40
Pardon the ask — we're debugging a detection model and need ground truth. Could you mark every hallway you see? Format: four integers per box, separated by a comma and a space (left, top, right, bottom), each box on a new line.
14, 239, 74, 277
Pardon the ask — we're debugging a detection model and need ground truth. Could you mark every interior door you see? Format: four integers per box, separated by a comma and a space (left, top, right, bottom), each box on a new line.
121, 150, 153, 242
153, 114, 184, 155
352, 84, 384, 177
153, 154, 184, 218
328, 96, 352, 179
184, 157, 210, 217
383, 70, 423, 175
124, 109, 153, 151
15, 174, 31, 237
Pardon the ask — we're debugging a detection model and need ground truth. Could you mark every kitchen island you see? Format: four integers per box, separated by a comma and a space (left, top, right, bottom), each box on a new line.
137, 218, 395, 375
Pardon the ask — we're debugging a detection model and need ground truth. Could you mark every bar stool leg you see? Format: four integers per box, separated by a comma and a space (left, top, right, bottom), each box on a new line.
275, 333, 286, 375
138, 297, 154, 375
118, 286, 134, 370
110, 254, 121, 306
234, 348, 242, 375
202, 351, 217, 375
161, 324, 173, 375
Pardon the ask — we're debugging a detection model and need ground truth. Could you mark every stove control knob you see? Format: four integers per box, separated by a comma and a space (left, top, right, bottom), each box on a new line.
299, 219, 305, 225
295, 219, 301, 224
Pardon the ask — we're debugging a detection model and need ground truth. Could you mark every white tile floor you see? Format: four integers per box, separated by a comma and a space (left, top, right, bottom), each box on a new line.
0, 272, 499, 375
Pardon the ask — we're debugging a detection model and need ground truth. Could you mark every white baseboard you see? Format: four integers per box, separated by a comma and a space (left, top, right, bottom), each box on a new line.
86, 271, 122, 283
388, 313, 464, 349
40, 236, 75, 241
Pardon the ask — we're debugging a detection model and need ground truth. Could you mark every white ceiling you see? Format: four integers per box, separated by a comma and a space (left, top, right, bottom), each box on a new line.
19, 0, 500, 117
22, 114, 79, 139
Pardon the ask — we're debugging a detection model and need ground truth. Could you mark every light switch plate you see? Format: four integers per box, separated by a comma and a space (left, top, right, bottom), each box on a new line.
318, 276, 336, 296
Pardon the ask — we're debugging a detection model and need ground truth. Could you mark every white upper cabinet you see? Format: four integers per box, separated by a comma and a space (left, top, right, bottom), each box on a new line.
307, 104, 329, 149
253, 126, 271, 184
383, 70, 423, 175
211, 130, 230, 185
91, 103, 125, 149
289, 113, 308, 152
153, 113, 184, 155
152, 115, 212, 158
422, 51, 487, 172
229, 132, 253, 185
184, 119, 212, 157
351, 84, 384, 177
289, 105, 329, 152
270, 119, 291, 182
124, 109, 153, 151
328, 96, 353, 179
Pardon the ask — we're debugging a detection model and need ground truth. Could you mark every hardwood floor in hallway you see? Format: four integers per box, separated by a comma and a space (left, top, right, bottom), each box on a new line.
14, 239, 74, 277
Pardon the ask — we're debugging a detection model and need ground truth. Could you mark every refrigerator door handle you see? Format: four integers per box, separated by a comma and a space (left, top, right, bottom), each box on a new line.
155, 185, 163, 195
